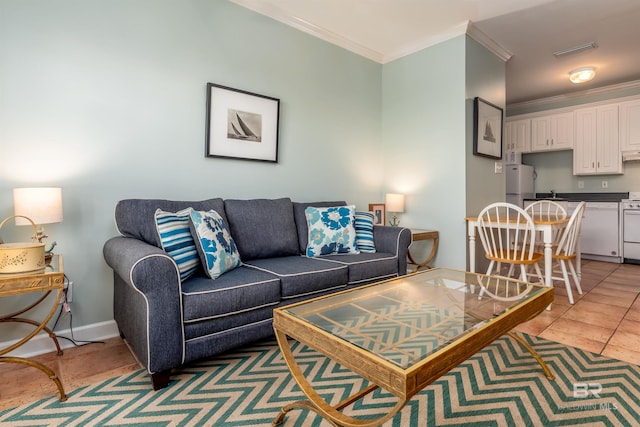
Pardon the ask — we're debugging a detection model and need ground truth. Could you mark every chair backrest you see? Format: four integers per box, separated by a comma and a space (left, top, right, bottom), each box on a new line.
525, 200, 567, 221
477, 202, 537, 262
555, 201, 586, 257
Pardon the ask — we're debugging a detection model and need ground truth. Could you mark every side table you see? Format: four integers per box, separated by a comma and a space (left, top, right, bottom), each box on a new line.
408, 229, 439, 271
0, 254, 67, 401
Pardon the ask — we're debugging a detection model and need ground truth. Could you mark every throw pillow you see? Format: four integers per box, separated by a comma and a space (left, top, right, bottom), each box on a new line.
154, 208, 200, 281
354, 211, 376, 253
189, 209, 242, 279
305, 205, 359, 257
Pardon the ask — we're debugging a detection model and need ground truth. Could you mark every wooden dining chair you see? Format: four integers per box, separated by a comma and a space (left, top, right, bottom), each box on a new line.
476, 202, 544, 283
525, 200, 568, 249
550, 201, 586, 304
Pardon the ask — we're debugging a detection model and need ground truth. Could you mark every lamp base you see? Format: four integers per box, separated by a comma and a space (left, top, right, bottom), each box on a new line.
389, 215, 400, 227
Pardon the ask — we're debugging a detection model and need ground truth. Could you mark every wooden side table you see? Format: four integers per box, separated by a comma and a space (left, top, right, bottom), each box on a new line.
0, 255, 67, 401
408, 229, 439, 271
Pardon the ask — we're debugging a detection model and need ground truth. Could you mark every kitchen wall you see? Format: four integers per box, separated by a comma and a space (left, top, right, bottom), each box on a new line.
0, 0, 505, 348
508, 83, 640, 194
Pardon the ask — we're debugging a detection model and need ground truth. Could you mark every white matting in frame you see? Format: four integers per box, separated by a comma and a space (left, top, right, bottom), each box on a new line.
206, 83, 280, 163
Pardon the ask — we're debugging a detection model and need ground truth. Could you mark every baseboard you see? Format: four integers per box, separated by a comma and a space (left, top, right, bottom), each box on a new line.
1, 320, 120, 358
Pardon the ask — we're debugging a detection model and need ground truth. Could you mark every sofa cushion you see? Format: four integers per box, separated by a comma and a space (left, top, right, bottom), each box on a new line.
115, 198, 226, 247
293, 201, 346, 254
354, 211, 376, 253
321, 252, 399, 285
305, 205, 359, 257
243, 256, 348, 299
181, 266, 280, 322
154, 208, 200, 281
189, 209, 242, 279
224, 198, 299, 260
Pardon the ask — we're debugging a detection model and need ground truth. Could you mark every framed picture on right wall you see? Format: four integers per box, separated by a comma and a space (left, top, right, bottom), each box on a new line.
473, 97, 503, 160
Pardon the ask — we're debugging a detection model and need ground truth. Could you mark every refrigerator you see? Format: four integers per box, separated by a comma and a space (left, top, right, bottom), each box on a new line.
506, 164, 534, 207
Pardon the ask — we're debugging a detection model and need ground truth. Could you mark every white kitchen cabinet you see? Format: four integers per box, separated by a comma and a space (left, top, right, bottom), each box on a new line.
530, 112, 573, 152
619, 98, 640, 152
573, 105, 623, 175
504, 118, 531, 152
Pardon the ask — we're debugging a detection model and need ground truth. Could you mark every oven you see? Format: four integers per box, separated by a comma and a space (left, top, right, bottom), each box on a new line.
623, 192, 640, 264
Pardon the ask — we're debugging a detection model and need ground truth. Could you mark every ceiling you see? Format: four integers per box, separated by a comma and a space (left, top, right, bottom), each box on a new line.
230, 0, 640, 106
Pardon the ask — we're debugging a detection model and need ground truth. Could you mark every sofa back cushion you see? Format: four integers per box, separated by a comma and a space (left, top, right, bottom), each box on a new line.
224, 198, 299, 260
293, 201, 346, 254
115, 198, 226, 247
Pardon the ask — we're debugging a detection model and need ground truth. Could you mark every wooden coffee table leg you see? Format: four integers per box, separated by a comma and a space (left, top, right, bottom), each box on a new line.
272, 329, 408, 427
507, 332, 555, 380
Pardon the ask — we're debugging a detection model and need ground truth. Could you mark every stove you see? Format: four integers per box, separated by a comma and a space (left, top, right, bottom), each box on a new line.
622, 191, 640, 264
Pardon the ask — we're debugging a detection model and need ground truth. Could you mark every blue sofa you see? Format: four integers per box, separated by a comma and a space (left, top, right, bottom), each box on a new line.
103, 197, 411, 390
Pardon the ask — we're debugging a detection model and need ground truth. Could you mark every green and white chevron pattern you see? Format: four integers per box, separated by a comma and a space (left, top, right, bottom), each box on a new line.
1, 334, 638, 426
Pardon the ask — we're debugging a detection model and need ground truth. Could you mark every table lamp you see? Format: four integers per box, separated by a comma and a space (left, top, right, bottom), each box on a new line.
385, 193, 405, 226
13, 187, 63, 262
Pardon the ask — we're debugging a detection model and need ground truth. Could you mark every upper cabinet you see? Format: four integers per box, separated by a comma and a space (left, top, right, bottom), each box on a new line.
530, 112, 574, 152
573, 104, 623, 175
504, 118, 531, 152
620, 98, 640, 152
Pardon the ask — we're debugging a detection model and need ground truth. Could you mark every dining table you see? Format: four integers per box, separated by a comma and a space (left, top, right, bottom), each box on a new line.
465, 213, 574, 288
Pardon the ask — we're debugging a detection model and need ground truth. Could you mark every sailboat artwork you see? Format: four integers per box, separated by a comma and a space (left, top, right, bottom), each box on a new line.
227, 109, 262, 142
483, 119, 497, 143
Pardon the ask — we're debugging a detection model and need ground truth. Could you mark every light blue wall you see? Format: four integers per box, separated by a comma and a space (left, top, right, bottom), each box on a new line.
0, 0, 383, 340
464, 36, 506, 216
381, 36, 468, 269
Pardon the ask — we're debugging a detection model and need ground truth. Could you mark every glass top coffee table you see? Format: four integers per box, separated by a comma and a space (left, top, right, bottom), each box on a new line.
272, 267, 554, 426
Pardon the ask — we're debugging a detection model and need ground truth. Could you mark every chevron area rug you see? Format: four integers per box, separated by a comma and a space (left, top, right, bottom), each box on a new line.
1, 334, 638, 426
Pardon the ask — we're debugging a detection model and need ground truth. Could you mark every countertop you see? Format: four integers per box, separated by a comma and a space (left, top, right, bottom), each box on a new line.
526, 192, 629, 202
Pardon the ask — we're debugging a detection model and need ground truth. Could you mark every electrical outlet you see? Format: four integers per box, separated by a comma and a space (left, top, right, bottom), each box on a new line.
601, 181, 608, 189
578, 180, 584, 189
59, 281, 73, 304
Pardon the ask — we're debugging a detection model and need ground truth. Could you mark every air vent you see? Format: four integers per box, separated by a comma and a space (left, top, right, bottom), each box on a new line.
553, 42, 597, 58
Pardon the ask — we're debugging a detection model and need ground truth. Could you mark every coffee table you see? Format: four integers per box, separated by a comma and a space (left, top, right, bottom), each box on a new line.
272, 268, 554, 426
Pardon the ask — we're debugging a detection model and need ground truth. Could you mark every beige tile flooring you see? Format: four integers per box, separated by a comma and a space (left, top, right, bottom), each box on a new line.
1, 260, 639, 412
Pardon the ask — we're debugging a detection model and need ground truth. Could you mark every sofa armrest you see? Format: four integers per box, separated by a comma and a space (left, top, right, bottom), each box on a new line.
373, 226, 412, 275
103, 236, 184, 374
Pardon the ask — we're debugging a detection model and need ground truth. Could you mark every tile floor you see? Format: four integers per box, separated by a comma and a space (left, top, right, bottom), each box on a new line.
1, 260, 639, 411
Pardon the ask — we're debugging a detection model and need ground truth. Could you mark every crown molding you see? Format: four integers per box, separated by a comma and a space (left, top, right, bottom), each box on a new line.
507, 79, 640, 111
466, 22, 512, 62
381, 22, 469, 63
230, 0, 384, 62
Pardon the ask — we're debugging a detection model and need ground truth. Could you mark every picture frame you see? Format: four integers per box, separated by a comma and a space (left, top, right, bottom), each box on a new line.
368, 203, 386, 226
473, 97, 503, 160
205, 83, 280, 163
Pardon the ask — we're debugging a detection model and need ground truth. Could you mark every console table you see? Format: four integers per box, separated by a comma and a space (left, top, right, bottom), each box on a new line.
408, 229, 439, 270
0, 255, 67, 401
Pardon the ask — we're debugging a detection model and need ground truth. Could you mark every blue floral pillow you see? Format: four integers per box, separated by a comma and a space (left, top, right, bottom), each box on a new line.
305, 205, 359, 257
188, 209, 241, 279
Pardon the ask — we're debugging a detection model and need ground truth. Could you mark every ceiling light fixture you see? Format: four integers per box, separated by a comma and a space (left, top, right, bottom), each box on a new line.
569, 67, 596, 84
553, 42, 597, 58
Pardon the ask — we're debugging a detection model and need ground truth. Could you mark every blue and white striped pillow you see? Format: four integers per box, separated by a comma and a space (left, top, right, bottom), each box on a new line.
354, 211, 376, 253
155, 208, 200, 281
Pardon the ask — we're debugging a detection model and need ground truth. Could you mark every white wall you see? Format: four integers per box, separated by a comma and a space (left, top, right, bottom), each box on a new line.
0, 0, 383, 341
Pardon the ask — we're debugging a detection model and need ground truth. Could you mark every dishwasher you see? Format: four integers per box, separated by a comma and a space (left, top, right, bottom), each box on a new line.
567, 201, 622, 263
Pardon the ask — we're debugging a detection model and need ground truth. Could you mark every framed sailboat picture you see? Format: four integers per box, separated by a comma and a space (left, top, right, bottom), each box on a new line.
473, 97, 503, 160
206, 83, 280, 162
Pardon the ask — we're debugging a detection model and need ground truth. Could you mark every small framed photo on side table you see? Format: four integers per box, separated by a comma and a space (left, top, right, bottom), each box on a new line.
368, 203, 386, 226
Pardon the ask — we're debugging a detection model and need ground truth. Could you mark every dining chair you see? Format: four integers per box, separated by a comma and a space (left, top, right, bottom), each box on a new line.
525, 200, 568, 249
550, 201, 586, 304
476, 202, 544, 283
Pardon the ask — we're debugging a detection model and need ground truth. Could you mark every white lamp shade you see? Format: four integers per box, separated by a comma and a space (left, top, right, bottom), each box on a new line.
13, 187, 63, 225
385, 193, 405, 213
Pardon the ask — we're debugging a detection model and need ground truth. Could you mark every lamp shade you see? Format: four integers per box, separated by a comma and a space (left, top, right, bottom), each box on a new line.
13, 187, 63, 226
385, 193, 405, 213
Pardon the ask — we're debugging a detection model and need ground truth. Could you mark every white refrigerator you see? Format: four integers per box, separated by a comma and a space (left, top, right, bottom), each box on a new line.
506, 164, 534, 207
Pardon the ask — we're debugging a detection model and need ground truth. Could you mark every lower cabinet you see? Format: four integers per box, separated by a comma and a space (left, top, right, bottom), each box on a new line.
573, 105, 623, 175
